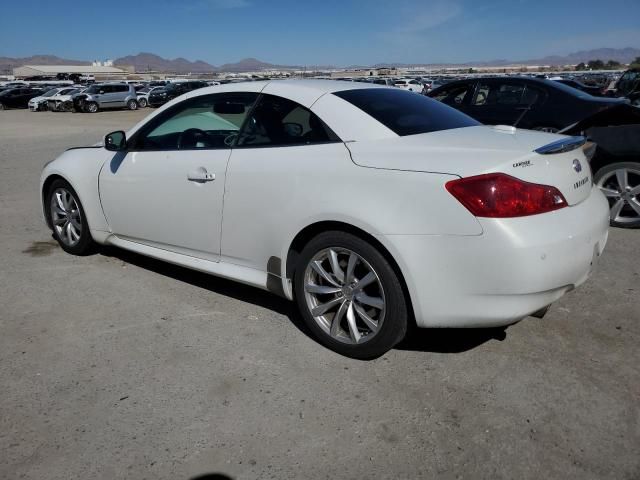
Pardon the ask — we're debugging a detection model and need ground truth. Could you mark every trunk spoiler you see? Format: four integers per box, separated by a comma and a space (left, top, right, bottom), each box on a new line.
534, 136, 586, 155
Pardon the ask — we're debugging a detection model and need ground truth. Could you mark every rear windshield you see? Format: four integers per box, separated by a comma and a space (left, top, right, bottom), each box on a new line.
333, 88, 480, 136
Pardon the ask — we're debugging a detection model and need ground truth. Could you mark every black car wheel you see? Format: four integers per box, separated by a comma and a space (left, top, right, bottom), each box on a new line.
294, 231, 408, 359
594, 162, 640, 228
138, 98, 147, 108
0, 103, 5, 110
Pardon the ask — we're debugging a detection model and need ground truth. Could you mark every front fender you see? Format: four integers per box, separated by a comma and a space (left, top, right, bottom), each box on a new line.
40, 147, 111, 236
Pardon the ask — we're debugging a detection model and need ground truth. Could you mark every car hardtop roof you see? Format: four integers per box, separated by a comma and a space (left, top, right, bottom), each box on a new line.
192, 79, 387, 98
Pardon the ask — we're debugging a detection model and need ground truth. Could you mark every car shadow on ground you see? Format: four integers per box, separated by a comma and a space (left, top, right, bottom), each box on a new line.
98, 246, 506, 356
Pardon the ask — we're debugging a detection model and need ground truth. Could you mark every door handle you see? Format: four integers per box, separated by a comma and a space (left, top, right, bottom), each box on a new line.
187, 168, 215, 182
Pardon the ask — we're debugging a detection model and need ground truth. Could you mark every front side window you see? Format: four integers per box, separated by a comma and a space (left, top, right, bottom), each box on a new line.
335, 88, 480, 136
134, 92, 258, 150
432, 83, 472, 106
237, 94, 339, 147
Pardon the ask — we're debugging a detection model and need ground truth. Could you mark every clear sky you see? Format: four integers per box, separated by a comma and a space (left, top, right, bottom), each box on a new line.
1, 0, 639, 66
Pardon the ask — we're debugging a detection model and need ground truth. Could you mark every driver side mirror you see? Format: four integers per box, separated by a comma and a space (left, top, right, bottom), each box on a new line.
104, 130, 127, 152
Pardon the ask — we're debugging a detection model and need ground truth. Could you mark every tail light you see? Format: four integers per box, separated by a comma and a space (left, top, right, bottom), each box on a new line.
445, 173, 567, 218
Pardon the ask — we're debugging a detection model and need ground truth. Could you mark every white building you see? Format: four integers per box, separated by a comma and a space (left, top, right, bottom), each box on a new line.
13, 64, 129, 78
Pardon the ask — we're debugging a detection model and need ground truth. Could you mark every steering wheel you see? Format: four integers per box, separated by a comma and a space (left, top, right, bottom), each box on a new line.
177, 128, 207, 149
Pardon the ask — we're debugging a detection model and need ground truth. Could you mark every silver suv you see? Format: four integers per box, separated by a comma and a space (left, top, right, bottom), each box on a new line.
77, 83, 139, 112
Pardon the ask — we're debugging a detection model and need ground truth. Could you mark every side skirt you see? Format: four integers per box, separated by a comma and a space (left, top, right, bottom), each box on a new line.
105, 235, 270, 291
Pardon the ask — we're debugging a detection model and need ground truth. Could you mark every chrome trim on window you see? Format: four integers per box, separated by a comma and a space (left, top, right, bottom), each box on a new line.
534, 136, 586, 155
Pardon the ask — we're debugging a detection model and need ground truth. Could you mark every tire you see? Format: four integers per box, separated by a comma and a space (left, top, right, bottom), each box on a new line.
594, 162, 640, 228
0, 103, 5, 110
47, 179, 95, 255
86, 102, 98, 113
138, 98, 147, 108
294, 231, 408, 359
127, 99, 138, 110
533, 126, 559, 133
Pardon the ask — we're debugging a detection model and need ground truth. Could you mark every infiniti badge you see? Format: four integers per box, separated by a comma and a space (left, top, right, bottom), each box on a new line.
573, 159, 582, 173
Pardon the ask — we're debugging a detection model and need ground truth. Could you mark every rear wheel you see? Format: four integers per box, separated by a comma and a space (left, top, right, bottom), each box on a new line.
47, 179, 95, 255
127, 99, 138, 110
294, 231, 408, 359
594, 162, 640, 228
86, 102, 98, 113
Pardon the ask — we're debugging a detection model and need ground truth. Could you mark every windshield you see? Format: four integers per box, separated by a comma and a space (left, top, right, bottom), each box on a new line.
334, 88, 480, 136
85, 85, 101, 94
42, 89, 59, 97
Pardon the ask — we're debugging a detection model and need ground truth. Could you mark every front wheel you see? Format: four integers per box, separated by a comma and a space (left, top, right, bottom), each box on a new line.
138, 98, 147, 108
594, 162, 640, 228
0, 103, 5, 110
47, 179, 95, 255
85, 102, 98, 113
127, 99, 138, 110
294, 231, 408, 359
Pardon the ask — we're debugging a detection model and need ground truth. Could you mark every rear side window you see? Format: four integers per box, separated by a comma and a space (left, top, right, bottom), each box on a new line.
237, 94, 339, 147
334, 88, 480, 136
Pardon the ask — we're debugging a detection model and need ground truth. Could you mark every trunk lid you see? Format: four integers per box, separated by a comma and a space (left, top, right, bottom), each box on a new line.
346, 125, 593, 206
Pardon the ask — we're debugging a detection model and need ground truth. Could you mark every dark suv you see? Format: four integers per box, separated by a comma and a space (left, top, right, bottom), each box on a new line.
147, 81, 208, 107
428, 76, 628, 132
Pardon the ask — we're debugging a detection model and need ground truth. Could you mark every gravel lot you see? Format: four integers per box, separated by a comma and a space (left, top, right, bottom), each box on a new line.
1, 109, 639, 480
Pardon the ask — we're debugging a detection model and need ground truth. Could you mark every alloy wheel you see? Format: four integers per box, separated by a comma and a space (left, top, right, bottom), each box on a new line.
597, 166, 640, 224
303, 247, 386, 345
50, 188, 83, 246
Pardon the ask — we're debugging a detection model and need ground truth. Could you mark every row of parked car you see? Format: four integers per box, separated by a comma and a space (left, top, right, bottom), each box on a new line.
0, 80, 216, 112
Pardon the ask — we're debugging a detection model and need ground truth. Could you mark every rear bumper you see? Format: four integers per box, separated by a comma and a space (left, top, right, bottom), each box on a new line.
382, 186, 610, 328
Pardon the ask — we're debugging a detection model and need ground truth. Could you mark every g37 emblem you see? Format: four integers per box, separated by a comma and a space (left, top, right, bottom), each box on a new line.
573, 159, 582, 173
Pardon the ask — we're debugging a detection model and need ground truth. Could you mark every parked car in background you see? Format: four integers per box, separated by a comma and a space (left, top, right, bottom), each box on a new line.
612, 68, 640, 106
562, 104, 640, 228
393, 78, 422, 93
46, 88, 84, 112
73, 83, 139, 113
136, 86, 164, 108
371, 78, 395, 86
428, 77, 628, 132
553, 78, 604, 97
0, 87, 45, 110
40, 80, 609, 358
29, 87, 80, 112
28, 87, 69, 111
147, 81, 208, 107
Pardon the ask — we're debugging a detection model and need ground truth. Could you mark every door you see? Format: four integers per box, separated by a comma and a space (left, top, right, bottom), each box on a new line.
99, 92, 259, 261
466, 80, 540, 126
111, 84, 129, 107
221, 92, 345, 271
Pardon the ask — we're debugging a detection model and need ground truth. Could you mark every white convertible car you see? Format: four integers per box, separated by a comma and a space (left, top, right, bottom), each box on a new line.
40, 80, 609, 358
